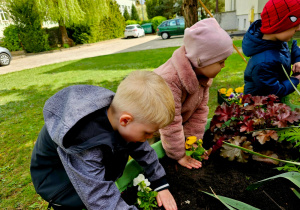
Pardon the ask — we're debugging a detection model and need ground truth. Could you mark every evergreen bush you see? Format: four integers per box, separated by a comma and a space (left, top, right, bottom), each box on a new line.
151, 16, 167, 31
123, 7, 130, 21
5, 0, 50, 53
131, 4, 139, 21
19, 28, 50, 53
2, 25, 22, 51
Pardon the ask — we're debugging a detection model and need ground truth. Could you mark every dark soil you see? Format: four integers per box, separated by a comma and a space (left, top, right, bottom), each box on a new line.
122, 153, 300, 210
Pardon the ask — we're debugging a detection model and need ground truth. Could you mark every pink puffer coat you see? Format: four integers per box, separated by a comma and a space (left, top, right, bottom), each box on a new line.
154, 46, 212, 160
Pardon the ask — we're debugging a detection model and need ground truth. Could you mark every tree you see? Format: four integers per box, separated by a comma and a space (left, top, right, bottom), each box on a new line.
199, 0, 225, 18
35, 0, 108, 45
183, 0, 198, 27
4, 0, 50, 53
146, 0, 182, 19
131, 3, 139, 20
123, 6, 130, 21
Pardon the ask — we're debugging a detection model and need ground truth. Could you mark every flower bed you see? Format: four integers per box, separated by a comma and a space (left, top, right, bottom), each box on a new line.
119, 95, 300, 209
209, 94, 300, 164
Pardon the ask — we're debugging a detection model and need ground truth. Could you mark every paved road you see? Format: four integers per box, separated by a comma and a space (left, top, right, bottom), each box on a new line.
0, 34, 183, 75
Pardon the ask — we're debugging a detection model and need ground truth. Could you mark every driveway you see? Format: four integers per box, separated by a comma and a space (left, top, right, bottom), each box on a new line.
0, 34, 183, 75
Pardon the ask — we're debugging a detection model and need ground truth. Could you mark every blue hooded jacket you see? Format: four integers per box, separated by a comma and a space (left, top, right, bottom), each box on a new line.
242, 20, 300, 98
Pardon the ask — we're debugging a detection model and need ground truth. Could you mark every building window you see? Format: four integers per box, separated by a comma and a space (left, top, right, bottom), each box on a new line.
0, 10, 8, 22
244, 19, 246, 29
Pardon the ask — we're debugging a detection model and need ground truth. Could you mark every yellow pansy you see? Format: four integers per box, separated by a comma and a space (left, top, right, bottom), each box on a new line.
185, 136, 197, 149
226, 88, 233, 96
235, 87, 243, 93
219, 88, 226, 95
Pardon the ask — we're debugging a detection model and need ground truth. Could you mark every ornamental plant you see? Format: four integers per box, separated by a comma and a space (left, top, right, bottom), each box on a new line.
185, 136, 208, 161
219, 85, 244, 105
133, 174, 158, 210
209, 94, 300, 164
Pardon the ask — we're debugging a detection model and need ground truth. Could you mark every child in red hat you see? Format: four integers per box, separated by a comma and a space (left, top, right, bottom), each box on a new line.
242, 0, 300, 98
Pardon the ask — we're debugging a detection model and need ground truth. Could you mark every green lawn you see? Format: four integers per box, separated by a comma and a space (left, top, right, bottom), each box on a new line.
0, 40, 298, 208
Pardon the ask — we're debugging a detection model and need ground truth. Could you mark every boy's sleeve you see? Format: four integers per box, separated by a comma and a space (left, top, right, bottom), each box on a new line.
182, 87, 209, 140
57, 147, 138, 210
129, 142, 169, 192
291, 40, 300, 64
252, 62, 299, 97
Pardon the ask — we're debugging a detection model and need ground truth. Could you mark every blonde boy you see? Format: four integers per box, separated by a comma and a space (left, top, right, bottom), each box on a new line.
30, 71, 177, 210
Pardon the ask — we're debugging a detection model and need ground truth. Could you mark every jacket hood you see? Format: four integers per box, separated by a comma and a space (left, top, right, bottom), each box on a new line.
242, 20, 282, 57
43, 85, 115, 149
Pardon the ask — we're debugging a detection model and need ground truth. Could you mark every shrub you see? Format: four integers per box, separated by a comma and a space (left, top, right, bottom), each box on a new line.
19, 28, 50, 53
126, 20, 138, 25
2, 25, 22, 51
67, 25, 91, 44
151, 16, 167, 31
44, 27, 60, 48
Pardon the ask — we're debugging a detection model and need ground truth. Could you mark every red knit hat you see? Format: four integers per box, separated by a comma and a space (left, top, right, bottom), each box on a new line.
261, 0, 300, 34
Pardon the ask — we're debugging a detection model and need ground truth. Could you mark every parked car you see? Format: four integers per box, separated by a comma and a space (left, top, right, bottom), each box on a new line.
0, 46, 12, 66
124, 24, 145, 38
157, 18, 185, 39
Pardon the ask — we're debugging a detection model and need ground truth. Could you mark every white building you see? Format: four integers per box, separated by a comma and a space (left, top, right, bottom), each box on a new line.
215, 0, 268, 31
116, 0, 136, 15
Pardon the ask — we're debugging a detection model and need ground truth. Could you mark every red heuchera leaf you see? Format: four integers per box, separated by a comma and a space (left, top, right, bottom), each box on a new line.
286, 110, 300, 123
252, 96, 268, 106
254, 107, 266, 118
240, 120, 254, 133
214, 103, 234, 122
267, 94, 279, 105
252, 130, 278, 144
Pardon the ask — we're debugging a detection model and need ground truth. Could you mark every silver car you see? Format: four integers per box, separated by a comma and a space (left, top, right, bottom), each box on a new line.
124, 24, 145, 38
0, 46, 12, 66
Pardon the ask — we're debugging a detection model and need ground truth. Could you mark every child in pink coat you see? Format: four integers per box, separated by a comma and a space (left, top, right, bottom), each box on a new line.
154, 18, 233, 169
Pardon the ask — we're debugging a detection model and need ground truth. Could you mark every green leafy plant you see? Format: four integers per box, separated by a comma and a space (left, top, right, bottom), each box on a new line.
63, 43, 70, 48
277, 127, 300, 151
276, 160, 300, 173
185, 136, 207, 161
202, 187, 260, 210
247, 171, 300, 200
133, 174, 158, 210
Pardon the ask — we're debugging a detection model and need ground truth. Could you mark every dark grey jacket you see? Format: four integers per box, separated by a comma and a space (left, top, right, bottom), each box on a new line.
31, 85, 168, 209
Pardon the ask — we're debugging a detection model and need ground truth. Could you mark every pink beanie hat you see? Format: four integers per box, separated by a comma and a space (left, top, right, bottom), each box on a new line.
184, 18, 233, 68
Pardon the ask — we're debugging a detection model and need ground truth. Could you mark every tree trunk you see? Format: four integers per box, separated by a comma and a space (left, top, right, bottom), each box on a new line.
216, 0, 219, 13
59, 24, 74, 47
183, 0, 198, 28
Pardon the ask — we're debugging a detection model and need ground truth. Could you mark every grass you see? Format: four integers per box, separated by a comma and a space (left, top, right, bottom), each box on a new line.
0, 40, 298, 208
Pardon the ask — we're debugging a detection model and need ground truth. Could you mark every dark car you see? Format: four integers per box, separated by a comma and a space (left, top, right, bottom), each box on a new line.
157, 18, 185, 39
0, 46, 12, 66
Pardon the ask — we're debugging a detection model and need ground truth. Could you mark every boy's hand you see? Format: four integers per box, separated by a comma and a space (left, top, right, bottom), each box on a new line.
292, 62, 300, 74
156, 189, 177, 210
178, 155, 202, 169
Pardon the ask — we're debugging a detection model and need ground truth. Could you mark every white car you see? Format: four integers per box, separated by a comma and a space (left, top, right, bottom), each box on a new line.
124, 24, 145, 38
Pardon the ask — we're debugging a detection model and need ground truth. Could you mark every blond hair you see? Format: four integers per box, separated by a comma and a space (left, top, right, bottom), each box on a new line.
111, 70, 175, 128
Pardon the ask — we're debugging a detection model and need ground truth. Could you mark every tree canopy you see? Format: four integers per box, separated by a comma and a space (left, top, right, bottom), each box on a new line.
35, 0, 109, 26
